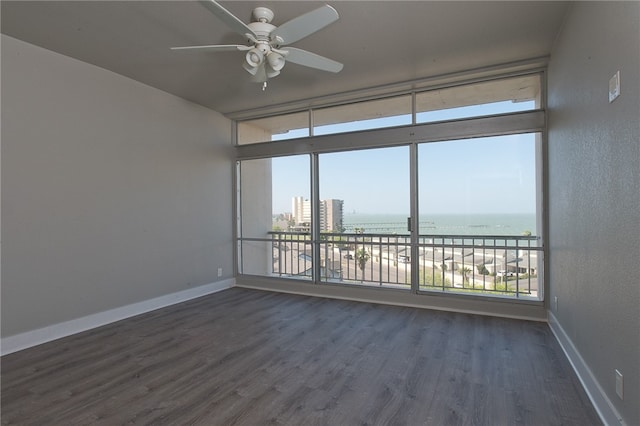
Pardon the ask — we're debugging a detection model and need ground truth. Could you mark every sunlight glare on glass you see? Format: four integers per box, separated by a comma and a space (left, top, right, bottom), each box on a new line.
272, 127, 309, 141
314, 114, 412, 136
417, 100, 535, 123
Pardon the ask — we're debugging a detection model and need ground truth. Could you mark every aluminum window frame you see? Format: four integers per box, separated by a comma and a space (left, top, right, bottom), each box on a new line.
234, 70, 547, 307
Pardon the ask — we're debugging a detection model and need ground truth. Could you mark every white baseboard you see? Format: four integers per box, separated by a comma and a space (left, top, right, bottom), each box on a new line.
1, 279, 235, 356
235, 280, 547, 322
548, 311, 625, 426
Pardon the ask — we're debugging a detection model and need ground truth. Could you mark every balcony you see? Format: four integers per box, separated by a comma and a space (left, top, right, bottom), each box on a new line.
267, 231, 542, 299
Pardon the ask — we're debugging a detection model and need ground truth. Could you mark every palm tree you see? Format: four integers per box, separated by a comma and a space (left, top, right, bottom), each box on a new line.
355, 248, 370, 281
458, 266, 472, 286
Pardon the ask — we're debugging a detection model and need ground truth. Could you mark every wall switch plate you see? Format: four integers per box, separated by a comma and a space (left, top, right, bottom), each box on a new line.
609, 71, 620, 103
554, 296, 558, 311
615, 369, 624, 399
217, 267, 223, 277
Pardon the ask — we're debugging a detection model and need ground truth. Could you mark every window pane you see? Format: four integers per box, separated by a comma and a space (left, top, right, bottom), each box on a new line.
419, 134, 538, 225
239, 155, 312, 278
237, 111, 309, 144
417, 134, 541, 299
314, 95, 412, 136
318, 146, 411, 287
416, 75, 540, 123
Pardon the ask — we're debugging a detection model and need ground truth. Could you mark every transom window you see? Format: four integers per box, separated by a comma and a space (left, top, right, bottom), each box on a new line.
236, 74, 540, 144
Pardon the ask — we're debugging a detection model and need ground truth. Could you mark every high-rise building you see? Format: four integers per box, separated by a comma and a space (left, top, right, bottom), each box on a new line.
321, 199, 344, 232
291, 197, 344, 232
292, 196, 311, 226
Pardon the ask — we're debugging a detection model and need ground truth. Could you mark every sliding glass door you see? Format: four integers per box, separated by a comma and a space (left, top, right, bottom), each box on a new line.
317, 146, 411, 286
238, 134, 541, 300
417, 134, 541, 298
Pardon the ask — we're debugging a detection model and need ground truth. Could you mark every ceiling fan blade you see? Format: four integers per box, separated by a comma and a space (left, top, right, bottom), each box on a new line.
170, 44, 250, 52
200, 0, 256, 39
270, 5, 339, 45
282, 47, 343, 73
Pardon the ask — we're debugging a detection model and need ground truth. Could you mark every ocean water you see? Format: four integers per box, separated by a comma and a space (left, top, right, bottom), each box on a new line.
343, 213, 537, 236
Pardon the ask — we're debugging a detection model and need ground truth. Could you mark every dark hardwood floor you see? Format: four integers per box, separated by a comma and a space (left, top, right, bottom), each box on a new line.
2, 288, 600, 425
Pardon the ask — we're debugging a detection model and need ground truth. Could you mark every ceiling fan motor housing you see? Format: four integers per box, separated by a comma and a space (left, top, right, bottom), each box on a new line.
248, 22, 277, 44
245, 18, 279, 70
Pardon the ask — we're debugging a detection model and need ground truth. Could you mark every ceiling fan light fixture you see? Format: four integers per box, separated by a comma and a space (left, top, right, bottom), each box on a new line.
245, 48, 264, 67
265, 64, 281, 79
266, 52, 285, 71
242, 60, 259, 75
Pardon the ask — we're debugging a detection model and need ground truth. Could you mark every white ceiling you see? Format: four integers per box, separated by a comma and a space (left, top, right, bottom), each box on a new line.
1, 1, 570, 117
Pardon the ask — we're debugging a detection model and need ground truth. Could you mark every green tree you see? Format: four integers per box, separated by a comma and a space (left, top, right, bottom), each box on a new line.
355, 248, 370, 280
420, 268, 450, 287
458, 266, 472, 285
476, 264, 489, 275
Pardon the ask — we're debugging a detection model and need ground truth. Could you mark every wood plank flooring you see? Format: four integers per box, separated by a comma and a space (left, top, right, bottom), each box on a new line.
2, 288, 600, 425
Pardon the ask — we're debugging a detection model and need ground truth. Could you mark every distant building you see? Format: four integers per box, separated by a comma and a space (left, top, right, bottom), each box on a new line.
321, 199, 344, 232
291, 197, 344, 232
292, 196, 311, 231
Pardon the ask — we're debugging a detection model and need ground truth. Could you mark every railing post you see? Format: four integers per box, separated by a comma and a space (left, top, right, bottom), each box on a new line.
379, 237, 383, 286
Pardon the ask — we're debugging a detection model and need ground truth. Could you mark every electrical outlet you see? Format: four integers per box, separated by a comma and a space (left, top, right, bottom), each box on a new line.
615, 369, 624, 399
217, 267, 223, 277
554, 296, 558, 312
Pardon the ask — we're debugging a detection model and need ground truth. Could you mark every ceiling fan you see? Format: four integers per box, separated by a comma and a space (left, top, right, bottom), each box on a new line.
171, 1, 344, 89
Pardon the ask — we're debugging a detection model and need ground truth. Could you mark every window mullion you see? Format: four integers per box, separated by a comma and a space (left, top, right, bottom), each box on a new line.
311, 153, 321, 283
410, 143, 419, 292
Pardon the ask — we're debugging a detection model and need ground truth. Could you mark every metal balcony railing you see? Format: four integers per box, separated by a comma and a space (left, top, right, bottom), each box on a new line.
416, 235, 541, 298
263, 231, 542, 299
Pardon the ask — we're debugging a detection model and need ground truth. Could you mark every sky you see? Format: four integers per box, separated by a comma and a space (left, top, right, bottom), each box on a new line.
269, 100, 537, 215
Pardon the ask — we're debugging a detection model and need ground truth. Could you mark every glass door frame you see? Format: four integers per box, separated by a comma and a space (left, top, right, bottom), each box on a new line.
236, 109, 545, 299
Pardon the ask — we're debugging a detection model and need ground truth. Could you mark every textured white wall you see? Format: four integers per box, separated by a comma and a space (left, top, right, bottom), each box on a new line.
547, 3, 640, 425
1, 35, 234, 337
